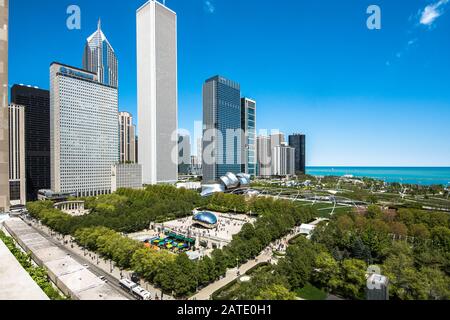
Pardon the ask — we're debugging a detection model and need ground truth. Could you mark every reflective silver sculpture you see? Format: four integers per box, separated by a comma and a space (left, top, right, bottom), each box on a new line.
201, 172, 251, 197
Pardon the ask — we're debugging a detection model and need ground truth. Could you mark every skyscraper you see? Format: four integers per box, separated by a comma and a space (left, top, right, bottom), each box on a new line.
270, 132, 285, 148
197, 137, 203, 168
119, 111, 136, 163
178, 134, 191, 175
0, 0, 9, 212
50, 63, 119, 197
83, 19, 118, 88
257, 136, 272, 178
289, 134, 306, 175
137, 0, 178, 185
272, 144, 295, 176
11, 85, 51, 201
8, 104, 26, 206
203, 76, 242, 183
241, 98, 257, 177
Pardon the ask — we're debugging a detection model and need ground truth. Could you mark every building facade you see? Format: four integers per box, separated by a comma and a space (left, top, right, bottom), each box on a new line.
289, 133, 306, 175
272, 144, 295, 176
202, 76, 242, 183
0, 0, 9, 212
178, 134, 191, 175
270, 132, 285, 149
137, 0, 178, 185
11, 85, 51, 201
119, 111, 136, 163
190, 155, 202, 176
196, 137, 202, 169
83, 19, 118, 88
111, 163, 143, 192
241, 98, 256, 177
366, 274, 389, 300
50, 63, 119, 197
257, 136, 272, 178
8, 104, 26, 206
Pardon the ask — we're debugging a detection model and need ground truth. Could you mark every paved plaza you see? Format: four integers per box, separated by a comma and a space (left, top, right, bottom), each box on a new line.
163, 212, 254, 242
142, 212, 256, 251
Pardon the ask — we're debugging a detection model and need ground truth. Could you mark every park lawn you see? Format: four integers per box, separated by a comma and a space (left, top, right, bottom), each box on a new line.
296, 283, 327, 300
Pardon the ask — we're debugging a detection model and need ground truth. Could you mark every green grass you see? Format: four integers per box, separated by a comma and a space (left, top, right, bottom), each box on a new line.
296, 283, 328, 300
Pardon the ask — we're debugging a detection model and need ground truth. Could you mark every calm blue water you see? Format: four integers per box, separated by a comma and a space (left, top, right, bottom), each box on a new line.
306, 167, 450, 186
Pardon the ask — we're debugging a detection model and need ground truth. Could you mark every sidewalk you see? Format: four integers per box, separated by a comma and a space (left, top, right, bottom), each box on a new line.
190, 227, 303, 300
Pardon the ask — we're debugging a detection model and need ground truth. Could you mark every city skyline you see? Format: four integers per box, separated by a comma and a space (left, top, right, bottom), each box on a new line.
7, 0, 450, 167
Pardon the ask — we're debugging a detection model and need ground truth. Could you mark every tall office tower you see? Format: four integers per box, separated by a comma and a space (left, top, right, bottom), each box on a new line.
202, 76, 242, 183
196, 137, 202, 167
272, 144, 295, 176
270, 132, 285, 148
8, 104, 26, 206
190, 155, 201, 175
11, 85, 51, 201
289, 133, 306, 175
0, 0, 9, 212
50, 63, 119, 197
178, 134, 191, 175
257, 136, 272, 178
137, 0, 178, 185
83, 19, 118, 88
135, 136, 139, 163
119, 111, 136, 163
241, 98, 257, 177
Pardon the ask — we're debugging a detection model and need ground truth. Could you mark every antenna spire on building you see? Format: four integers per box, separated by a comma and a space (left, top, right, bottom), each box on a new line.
98, 18, 101, 31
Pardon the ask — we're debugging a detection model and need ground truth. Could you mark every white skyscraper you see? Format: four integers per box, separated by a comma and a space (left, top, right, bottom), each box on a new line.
137, 0, 178, 185
119, 111, 136, 163
257, 136, 272, 177
50, 63, 119, 197
272, 144, 295, 177
8, 104, 26, 206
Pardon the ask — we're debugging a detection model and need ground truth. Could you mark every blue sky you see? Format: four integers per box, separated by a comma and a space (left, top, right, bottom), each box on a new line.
9, 0, 450, 166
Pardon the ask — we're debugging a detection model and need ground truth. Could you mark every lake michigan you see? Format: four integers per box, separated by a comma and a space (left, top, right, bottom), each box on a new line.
306, 167, 450, 186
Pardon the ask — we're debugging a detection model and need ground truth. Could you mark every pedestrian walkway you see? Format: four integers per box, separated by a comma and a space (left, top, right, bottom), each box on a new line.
190, 226, 304, 300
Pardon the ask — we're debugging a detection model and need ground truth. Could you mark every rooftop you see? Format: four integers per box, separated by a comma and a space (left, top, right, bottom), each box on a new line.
0, 237, 49, 300
3, 219, 128, 300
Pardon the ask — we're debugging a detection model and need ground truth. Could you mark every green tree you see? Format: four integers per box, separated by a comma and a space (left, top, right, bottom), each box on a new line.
409, 224, 431, 239
367, 205, 383, 220
276, 238, 317, 290
338, 259, 367, 299
256, 285, 297, 300
313, 252, 340, 291
431, 227, 450, 252
421, 267, 450, 300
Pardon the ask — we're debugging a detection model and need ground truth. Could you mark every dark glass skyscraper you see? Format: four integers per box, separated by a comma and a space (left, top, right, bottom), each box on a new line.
83, 19, 118, 88
289, 134, 306, 175
203, 76, 242, 183
11, 85, 51, 201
